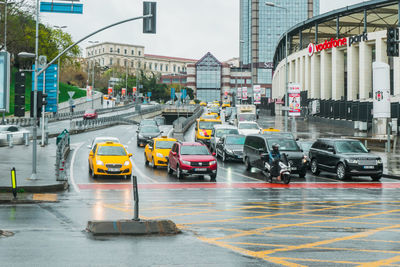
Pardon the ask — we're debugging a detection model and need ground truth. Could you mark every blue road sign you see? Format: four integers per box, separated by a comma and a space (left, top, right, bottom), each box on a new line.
170, 88, 175, 100
32, 64, 58, 112
40, 1, 83, 14
147, 92, 152, 97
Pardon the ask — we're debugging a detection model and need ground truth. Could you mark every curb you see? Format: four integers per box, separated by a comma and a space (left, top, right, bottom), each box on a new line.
0, 181, 68, 193
87, 219, 181, 236
383, 173, 400, 180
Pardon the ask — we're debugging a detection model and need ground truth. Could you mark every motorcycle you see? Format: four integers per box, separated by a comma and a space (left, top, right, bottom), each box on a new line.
263, 153, 292, 184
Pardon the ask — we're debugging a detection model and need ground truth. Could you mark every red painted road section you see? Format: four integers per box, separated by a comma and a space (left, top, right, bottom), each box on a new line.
78, 182, 400, 190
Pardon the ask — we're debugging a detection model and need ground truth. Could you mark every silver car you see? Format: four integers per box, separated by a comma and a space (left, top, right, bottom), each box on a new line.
210, 124, 239, 152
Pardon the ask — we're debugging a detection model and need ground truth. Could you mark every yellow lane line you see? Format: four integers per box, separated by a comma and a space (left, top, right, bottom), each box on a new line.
357, 255, 400, 267
258, 223, 400, 256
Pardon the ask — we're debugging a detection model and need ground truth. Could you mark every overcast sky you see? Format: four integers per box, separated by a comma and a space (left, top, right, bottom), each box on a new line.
40, 0, 365, 61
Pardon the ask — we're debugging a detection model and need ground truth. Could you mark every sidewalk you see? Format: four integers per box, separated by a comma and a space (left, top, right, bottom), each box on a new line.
258, 113, 400, 178
0, 138, 67, 193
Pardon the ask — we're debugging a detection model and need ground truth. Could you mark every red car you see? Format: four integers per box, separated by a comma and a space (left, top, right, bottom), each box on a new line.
168, 141, 217, 181
83, 109, 98, 120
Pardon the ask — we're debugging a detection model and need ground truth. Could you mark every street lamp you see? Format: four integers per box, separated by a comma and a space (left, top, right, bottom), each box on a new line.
240, 39, 245, 105
265, 1, 289, 132
88, 41, 99, 108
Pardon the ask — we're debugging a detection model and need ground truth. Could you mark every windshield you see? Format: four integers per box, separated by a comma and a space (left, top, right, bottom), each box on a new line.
141, 120, 156, 126
95, 138, 119, 145
216, 128, 239, 137
199, 121, 221, 130
267, 139, 300, 151
85, 109, 95, 114
202, 114, 218, 119
210, 107, 219, 113
97, 146, 127, 156
239, 123, 259, 130
238, 114, 256, 121
140, 127, 160, 134
335, 141, 368, 153
180, 145, 210, 155
226, 136, 245, 145
298, 142, 313, 152
155, 141, 175, 149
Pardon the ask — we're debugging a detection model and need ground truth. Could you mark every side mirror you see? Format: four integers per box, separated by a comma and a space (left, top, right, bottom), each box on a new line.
136, 130, 139, 133
87, 145, 91, 149
327, 147, 335, 154
367, 148, 371, 152
149, 146, 153, 150
89, 151, 94, 157
260, 153, 269, 160
128, 153, 133, 157
258, 148, 264, 154
296, 138, 299, 141
212, 152, 216, 156
172, 152, 177, 156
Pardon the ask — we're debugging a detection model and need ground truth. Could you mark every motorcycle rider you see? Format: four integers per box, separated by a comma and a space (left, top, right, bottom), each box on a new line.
269, 143, 281, 181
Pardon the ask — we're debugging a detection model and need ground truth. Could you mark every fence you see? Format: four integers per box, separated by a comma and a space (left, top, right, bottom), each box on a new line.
55, 129, 70, 181
173, 107, 203, 139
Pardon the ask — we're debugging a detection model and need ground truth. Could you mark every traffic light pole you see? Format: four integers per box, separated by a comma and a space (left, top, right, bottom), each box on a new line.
31, 4, 153, 180
41, 70, 46, 147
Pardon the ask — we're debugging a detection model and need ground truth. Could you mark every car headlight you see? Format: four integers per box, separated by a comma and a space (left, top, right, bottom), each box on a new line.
124, 160, 130, 166
210, 160, 217, 165
302, 155, 309, 164
199, 131, 205, 137
347, 159, 358, 164
156, 153, 164, 158
96, 160, 104, 166
377, 159, 383, 164
181, 160, 191, 165
138, 134, 144, 139
226, 149, 234, 154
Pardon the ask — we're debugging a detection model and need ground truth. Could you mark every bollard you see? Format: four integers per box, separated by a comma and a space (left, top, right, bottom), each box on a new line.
7, 133, 13, 148
57, 160, 66, 181
44, 132, 49, 145
24, 132, 30, 146
11, 168, 17, 199
132, 175, 140, 221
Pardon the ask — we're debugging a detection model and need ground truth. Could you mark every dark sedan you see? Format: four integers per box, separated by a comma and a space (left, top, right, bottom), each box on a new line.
83, 109, 98, 120
136, 126, 163, 147
216, 134, 246, 162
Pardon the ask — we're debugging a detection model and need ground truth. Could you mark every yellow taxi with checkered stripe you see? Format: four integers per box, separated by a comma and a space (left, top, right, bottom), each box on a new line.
144, 136, 177, 168
88, 141, 132, 179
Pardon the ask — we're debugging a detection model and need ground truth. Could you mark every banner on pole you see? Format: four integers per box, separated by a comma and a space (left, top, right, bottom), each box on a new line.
237, 87, 242, 100
86, 86, 93, 101
242, 87, 248, 100
171, 88, 175, 100
253, 85, 261, 104
288, 83, 301, 117
132, 87, 137, 94
121, 88, 126, 97
108, 87, 113, 95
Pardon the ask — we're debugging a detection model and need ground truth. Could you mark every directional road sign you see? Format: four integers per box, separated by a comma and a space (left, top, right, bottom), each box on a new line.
32, 64, 58, 112
40, 1, 83, 14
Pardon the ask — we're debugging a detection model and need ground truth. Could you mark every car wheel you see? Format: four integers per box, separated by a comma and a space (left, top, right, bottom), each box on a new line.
167, 162, 173, 174
144, 153, 149, 166
371, 175, 382, 181
245, 157, 251, 171
176, 165, 184, 180
299, 170, 306, 178
282, 173, 291, 184
88, 163, 92, 176
311, 159, 320, 175
125, 175, 131, 180
210, 173, 217, 181
137, 142, 140, 147
336, 163, 347, 180
222, 152, 227, 162
151, 158, 157, 169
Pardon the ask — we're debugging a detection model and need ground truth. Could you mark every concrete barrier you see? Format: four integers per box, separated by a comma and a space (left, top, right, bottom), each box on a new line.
86, 219, 181, 235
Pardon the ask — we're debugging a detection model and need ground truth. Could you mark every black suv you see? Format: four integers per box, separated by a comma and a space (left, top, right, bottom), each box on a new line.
309, 138, 383, 181
243, 134, 307, 178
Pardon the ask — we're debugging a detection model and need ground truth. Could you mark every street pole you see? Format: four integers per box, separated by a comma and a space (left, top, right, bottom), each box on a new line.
41, 71, 45, 146
31, 0, 39, 180
92, 61, 95, 109
57, 57, 60, 113
2, 0, 8, 123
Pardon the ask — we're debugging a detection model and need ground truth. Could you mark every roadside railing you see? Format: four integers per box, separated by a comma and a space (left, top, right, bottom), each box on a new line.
172, 107, 203, 139
55, 129, 70, 181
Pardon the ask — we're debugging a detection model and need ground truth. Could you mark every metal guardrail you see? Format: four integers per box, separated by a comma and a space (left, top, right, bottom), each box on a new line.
173, 107, 203, 134
70, 105, 162, 132
0, 131, 30, 147
55, 129, 70, 181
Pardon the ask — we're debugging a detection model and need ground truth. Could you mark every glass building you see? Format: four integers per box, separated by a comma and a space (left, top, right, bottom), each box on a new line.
196, 53, 222, 102
240, 0, 319, 88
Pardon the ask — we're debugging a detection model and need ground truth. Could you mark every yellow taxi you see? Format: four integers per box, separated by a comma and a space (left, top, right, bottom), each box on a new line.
213, 101, 220, 107
222, 101, 231, 108
189, 100, 196, 105
195, 118, 222, 146
206, 112, 220, 120
144, 136, 177, 168
199, 101, 207, 106
88, 141, 132, 179
262, 127, 281, 133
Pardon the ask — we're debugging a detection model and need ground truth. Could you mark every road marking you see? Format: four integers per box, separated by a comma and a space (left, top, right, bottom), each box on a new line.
131, 160, 158, 184
70, 142, 84, 193
127, 140, 131, 145
218, 166, 262, 182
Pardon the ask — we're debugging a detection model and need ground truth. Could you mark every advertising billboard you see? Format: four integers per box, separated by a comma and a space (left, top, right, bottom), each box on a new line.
288, 83, 301, 117
253, 85, 261, 104
86, 86, 93, 101
0, 52, 10, 112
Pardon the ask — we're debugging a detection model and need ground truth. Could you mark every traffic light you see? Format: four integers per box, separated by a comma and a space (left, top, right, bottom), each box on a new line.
14, 72, 26, 117
42, 92, 48, 106
143, 2, 156, 34
30, 91, 43, 118
387, 27, 399, 57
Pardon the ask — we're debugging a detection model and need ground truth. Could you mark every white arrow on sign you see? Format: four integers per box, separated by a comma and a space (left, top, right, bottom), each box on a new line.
68, 91, 75, 99
175, 93, 182, 99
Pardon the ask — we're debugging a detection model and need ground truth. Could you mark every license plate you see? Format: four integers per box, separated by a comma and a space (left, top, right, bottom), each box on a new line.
237, 156, 242, 159
363, 166, 374, 169
109, 168, 120, 172
195, 168, 207, 172
291, 167, 297, 171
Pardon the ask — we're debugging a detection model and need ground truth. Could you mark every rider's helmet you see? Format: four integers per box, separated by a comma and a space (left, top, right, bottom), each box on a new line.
272, 143, 280, 153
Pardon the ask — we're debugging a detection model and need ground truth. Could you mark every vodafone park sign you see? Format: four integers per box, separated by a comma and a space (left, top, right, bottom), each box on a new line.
307, 33, 368, 56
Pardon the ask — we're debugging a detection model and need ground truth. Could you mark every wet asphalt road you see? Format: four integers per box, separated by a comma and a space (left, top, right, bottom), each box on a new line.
2, 119, 400, 266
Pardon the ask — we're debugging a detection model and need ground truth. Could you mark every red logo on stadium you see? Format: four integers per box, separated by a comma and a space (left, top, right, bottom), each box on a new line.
307, 43, 315, 56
